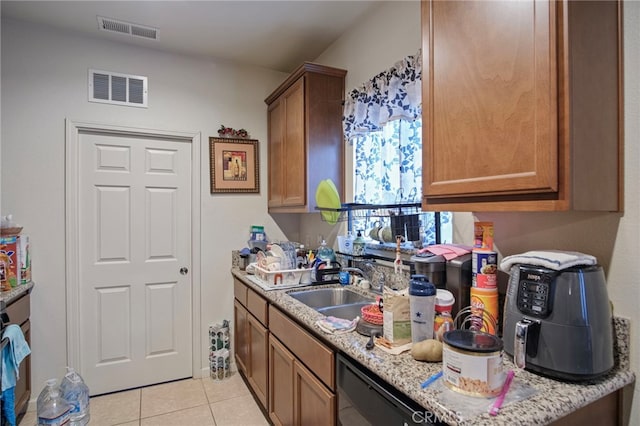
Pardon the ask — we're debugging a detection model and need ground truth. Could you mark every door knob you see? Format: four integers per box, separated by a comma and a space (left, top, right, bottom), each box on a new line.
180, 267, 189, 275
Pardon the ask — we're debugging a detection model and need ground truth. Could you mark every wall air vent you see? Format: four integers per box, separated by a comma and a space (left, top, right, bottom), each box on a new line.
88, 69, 148, 108
97, 16, 159, 40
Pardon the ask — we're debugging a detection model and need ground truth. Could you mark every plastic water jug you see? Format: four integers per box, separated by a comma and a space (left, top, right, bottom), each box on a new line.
37, 379, 72, 426
409, 274, 437, 343
60, 367, 90, 426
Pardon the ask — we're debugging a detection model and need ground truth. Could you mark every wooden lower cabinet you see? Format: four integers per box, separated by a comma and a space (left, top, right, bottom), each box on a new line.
234, 278, 336, 424
233, 297, 268, 407
247, 314, 268, 407
293, 360, 335, 426
233, 300, 249, 374
268, 335, 294, 426
550, 390, 620, 426
5, 292, 31, 421
269, 334, 335, 426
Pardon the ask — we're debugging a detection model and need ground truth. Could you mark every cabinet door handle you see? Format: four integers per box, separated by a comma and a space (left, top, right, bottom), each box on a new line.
180, 267, 189, 275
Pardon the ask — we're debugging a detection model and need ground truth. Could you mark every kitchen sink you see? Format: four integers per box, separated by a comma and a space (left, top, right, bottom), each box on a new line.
317, 302, 373, 320
287, 287, 374, 309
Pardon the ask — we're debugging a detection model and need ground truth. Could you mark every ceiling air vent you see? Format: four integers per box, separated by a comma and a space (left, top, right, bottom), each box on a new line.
88, 69, 148, 108
97, 16, 159, 41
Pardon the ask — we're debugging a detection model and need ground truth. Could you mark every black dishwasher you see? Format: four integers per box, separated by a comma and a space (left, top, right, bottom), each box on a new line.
337, 353, 446, 425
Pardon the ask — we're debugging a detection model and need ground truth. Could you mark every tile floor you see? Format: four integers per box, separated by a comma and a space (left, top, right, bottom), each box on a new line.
18, 373, 270, 426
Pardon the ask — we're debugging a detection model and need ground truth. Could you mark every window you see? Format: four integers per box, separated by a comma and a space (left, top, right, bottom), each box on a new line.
344, 50, 451, 247
352, 118, 452, 246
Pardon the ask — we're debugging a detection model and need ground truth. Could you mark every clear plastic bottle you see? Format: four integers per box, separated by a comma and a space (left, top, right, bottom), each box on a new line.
409, 274, 437, 343
60, 367, 90, 426
37, 379, 72, 426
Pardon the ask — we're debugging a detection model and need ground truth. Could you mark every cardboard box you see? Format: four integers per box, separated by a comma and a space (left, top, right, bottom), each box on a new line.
0, 236, 21, 288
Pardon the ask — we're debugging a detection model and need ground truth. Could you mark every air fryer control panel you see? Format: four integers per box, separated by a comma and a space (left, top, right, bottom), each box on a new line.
517, 267, 554, 317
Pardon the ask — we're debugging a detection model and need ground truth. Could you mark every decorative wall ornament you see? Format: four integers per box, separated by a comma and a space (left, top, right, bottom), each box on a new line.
209, 137, 259, 193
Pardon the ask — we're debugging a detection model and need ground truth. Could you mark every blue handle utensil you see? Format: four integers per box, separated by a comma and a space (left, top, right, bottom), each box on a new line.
420, 371, 443, 389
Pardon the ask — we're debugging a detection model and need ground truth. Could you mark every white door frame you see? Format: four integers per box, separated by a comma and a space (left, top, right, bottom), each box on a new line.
65, 119, 202, 379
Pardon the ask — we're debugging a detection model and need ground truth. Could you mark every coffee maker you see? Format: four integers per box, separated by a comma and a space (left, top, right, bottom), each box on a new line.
445, 253, 472, 318
503, 264, 614, 381
410, 252, 473, 319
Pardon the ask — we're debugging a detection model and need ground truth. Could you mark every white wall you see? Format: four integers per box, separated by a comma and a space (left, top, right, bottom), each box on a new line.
308, 0, 422, 243
3, 1, 638, 420
317, 1, 639, 423
0, 18, 292, 396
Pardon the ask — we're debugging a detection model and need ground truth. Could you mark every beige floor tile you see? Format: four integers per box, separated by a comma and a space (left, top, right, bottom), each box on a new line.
115, 421, 140, 426
210, 394, 269, 426
140, 405, 215, 426
141, 378, 208, 418
18, 410, 36, 426
90, 388, 141, 426
202, 373, 250, 403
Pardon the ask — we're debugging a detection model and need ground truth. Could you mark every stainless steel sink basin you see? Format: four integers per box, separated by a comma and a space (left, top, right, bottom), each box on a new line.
317, 302, 373, 320
287, 287, 374, 309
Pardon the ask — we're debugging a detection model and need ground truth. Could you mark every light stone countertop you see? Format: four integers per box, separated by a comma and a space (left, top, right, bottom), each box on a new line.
1, 281, 34, 305
232, 268, 635, 426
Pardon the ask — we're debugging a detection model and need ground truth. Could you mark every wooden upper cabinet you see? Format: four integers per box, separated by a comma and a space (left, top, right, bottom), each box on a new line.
421, 0, 623, 212
265, 63, 347, 213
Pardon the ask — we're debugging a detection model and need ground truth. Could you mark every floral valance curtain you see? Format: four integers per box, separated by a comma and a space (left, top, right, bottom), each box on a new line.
343, 49, 422, 142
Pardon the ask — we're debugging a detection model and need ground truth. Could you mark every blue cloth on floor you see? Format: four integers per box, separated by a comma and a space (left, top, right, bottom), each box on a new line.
1, 387, 16, 426
1, 324, 31, 391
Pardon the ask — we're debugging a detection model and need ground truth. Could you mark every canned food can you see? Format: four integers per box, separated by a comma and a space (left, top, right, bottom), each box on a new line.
442, 329, 505, 397
472, 249, 498, 288
470, 287, 499, 334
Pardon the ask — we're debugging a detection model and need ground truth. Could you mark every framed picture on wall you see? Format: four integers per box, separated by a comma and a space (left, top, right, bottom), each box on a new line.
209, 137, 260, 193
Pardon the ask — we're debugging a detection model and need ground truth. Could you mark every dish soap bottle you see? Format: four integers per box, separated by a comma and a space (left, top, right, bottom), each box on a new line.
317, 239, 335, 266
352, 230, 365, 257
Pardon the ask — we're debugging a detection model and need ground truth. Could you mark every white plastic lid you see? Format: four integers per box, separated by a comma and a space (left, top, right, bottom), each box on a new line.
435, 289, 455, 307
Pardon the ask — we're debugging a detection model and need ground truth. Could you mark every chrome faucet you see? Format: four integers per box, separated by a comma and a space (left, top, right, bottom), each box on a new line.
343, 261, 385, 294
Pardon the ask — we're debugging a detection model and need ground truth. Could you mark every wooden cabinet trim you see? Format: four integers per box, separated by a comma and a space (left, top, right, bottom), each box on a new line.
6, 293, 30, 326
233, 300, 248, 375
268, 305, 335, 390
14, 319, 31, 417
265, 63, 345, 213
265, 62, 347, 105
268, 334, 295, 426
247, 315, 269, 408
247, 288, 268, 327
6, 293, 31, 419
549, 389, 619, 425
281, 77, 306, 207
233, 278, 248, 307
421, 0, 622, 212
293, 360, 336, 426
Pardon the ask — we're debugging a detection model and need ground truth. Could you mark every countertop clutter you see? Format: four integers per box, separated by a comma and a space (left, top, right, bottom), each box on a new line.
0, 281, 33, 304
231, 268, 635, 425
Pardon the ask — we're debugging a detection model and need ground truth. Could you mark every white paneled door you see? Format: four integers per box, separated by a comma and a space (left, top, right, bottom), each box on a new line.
77, 131, 192, 395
